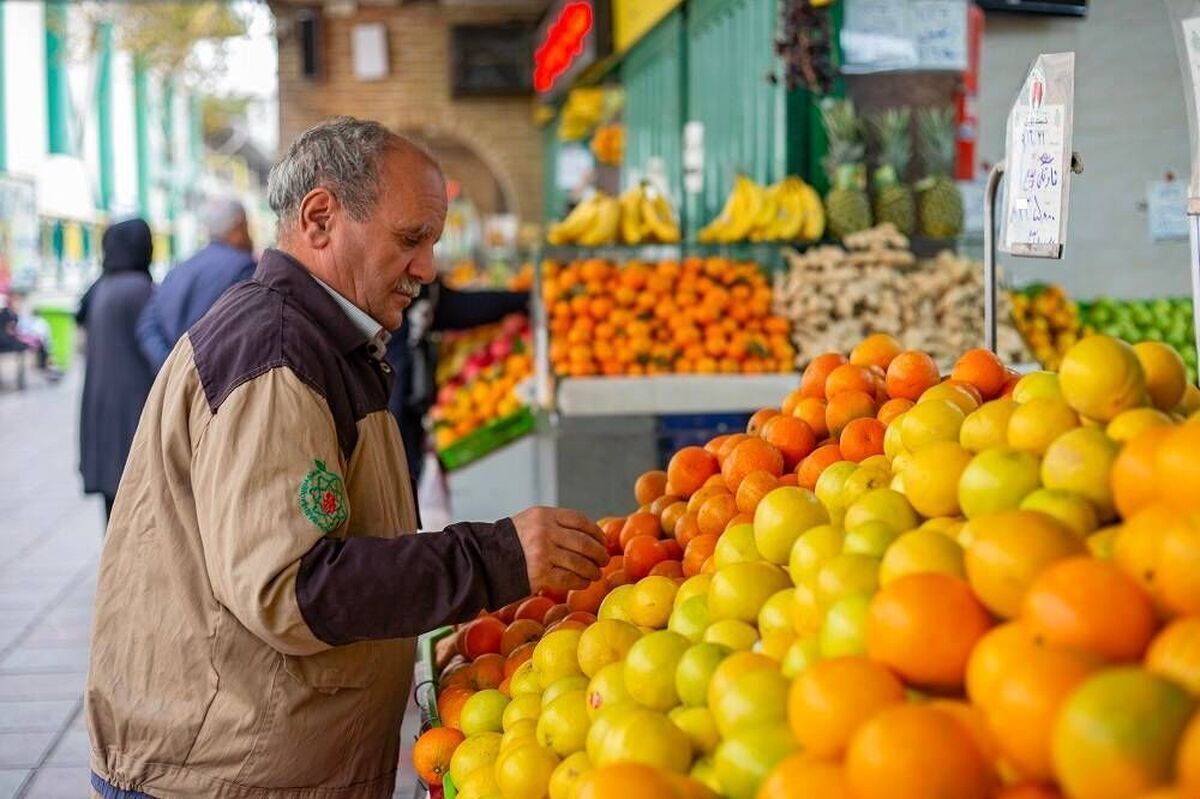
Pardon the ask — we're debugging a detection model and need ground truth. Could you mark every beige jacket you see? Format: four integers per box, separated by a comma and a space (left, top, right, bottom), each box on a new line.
87, 250, 528, 797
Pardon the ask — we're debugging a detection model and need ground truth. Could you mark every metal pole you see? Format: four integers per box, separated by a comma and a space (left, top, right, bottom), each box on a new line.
983, 161, 1006, 354
1189, 198, 1200, 384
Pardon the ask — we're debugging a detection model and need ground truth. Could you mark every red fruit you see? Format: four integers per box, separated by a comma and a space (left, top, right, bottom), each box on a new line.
514, 596, 556, 623
459, 616, 505, 659
625, 536, 669, 580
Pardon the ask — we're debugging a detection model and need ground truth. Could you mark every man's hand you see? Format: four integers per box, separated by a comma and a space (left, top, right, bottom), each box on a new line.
511, 507, 609, 594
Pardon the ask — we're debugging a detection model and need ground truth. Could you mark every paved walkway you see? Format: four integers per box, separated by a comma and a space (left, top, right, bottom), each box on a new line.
0, 371, 434, 798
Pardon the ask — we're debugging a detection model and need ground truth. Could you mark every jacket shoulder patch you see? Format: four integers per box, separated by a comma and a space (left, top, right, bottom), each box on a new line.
299, 460, 348, 533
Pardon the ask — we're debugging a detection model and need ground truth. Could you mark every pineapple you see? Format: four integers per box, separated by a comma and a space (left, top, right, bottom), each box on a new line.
916, 106, 964, 239
821, 98, 873, 240
869, 108, 916, 235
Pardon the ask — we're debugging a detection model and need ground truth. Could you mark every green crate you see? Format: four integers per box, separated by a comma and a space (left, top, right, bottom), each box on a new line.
34, 307, 76, 371
437, 407, 535, 472
414, 626, 458, 798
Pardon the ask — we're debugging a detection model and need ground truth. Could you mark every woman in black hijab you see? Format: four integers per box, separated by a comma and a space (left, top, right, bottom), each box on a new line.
77, 218, 155, 522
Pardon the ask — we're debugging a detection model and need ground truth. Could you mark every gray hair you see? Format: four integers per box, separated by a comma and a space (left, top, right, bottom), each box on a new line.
202, 198, 247, 239
267, 116, 411, 226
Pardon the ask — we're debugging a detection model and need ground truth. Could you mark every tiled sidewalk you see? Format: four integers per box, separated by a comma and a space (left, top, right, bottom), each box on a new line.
0, 372, 432, 798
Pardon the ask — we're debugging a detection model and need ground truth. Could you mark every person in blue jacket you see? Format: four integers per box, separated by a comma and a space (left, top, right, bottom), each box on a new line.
386, 277, 528, 488
136, 198, 255, 370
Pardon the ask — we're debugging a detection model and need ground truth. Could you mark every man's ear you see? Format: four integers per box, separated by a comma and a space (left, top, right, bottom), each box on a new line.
297, 188, 336, 249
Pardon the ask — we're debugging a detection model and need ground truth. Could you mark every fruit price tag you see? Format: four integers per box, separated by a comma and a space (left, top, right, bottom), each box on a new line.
1001, 52, 1076, 259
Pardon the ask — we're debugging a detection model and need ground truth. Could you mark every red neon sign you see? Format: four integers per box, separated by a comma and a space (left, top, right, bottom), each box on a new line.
534, 2, 594, 94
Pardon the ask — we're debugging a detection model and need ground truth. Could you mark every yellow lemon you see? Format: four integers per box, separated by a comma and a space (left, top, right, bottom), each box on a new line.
900, 399, 966, 452
1041, 427, 1121, 521
879, 529, 966, 584
1012, 371, 1061, 403
903, 440, 972, 518
1134, 341, 1188, 411
920, 381, 981, 414
960, 398, 1018, 452
1059, 335, 1148, 422
1007, 397, 1080, 455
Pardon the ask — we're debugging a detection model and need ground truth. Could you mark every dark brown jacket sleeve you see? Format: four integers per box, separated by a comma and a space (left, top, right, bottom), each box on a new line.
295, 519, 530, 645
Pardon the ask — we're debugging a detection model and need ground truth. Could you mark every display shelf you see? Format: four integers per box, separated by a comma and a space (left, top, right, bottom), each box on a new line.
554, 373, 799, 417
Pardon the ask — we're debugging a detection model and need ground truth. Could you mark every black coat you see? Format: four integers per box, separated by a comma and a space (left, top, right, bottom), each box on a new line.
77, 219, 155, 497
386, 280, 529, 481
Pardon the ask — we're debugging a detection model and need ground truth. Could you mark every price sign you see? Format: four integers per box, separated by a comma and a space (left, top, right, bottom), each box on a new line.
1179, 14, 1200, 198
1001, 52, 1076, 258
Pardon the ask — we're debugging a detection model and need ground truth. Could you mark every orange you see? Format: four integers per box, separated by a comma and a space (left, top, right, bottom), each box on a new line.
667, 447, 720, 499
674, 510, 702, 548
460, 616, 506, 659
787, 656, 905, 759
793, 397, 830, 440
600, 517, 626, 555
981, 644, 1098, 782
688, 482, 730, 514
624, 536, 668, 581
500, 619, 544, 656
1022, 557, 1157, 662
826, 390, 876, 439
965, 621, 1039, 704
1146, 617, 1200, 696
761, 415, 817, 470
567, 581, 610, 616
649, 493, 682, 519
756, 754, 854, 798
801, 352, 849, 400
717, 433, 752, 465
1112, 426, 1171, 518
839, 417, 886, 463
845, 704, 991, 799
952, 349, 1008, 401
826, 364, 876, 399
780, 388, 805, 417
797, 444, 843, 490
572, 763, 683, 799
1114, 503, 1173, 602
412, 726, 464, 786
850, 333, 902, 371
1053, 668, 1197, 799
866, 573, 992, 690
660, 501, 689, 539
697, 492, 739, 537
620, 512, 662, 549
993, 786, 1063, 799
1154, 425, 1200, 513
722, 437, 785, 490
705, 434, 731, 459
748, 407, 780, 435
926, 699, 999, 776
877, 398, 914, 426
504, 642, 536, 679
736, 470, 779, 515
1158, 515, 1200, 616
682, 534, 718, 578
437, 686, 473, 730
885, 351, 941, 402
963, 509, 1086, 619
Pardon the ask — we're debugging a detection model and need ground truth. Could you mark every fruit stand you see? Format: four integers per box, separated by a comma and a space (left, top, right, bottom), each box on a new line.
413, 328, 1200, 799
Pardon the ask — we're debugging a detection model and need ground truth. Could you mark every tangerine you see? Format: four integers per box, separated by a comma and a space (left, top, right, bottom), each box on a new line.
1158, 515, 1200, 616
412, 726, 464, 786
761, 415, 817, 469
801, 353, 848, 400
839, 417, 886, 462
697, 493, 739, 537
793, 397, 830, 440
668, 447, 720, 499
885, 351, 941, 402
620, 512, 662, 549
850, 333, 903, 371
952, 348, 1008, 401
965, 621, 1039, 705
826, 390, 876, 440
756, 754, 854, 798
635, 470, 669, 507
787, 655, 905, 759
748, 408, 780, 435
735, 470, 779, 515
501, 620, 544, 656
722, 437, 785, 490
876, 397, 914, 426
796, 444, 843, 490
826, 364, 876, 399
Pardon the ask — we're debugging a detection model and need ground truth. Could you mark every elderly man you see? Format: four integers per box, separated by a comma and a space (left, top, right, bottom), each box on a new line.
136, 198, 256, 371
86, 117, 608, 798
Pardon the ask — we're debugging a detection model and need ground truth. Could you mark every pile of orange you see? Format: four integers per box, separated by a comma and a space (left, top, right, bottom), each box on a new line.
543, 257, 794, 377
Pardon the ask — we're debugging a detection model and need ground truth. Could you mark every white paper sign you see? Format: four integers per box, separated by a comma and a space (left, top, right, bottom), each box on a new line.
1148, 180, 1189, 241
683, 121, 705, 195
1002, 53, 1075, 257
913, 0, 968, 71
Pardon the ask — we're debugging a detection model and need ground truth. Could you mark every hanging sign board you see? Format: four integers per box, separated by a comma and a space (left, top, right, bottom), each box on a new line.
612, 0, 681, 54
841, 0, 967, 73
533, 0, 612, 99
1001, 51, 1076, 258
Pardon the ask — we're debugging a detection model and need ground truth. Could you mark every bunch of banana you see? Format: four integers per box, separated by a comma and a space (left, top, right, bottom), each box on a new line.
546, 192, 621, 247
698, 175, 826, 244
617, 182, 681, 245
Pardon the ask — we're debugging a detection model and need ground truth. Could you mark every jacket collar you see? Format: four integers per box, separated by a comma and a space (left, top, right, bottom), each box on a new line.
254, 248, 369, 355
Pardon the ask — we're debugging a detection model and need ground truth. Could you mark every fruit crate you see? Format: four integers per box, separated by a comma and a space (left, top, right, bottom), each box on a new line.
414, 626, 457, 799
436, 407, 536, 472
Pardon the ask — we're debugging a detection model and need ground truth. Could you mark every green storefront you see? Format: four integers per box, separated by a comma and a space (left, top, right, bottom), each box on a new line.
539, 0, 840, 237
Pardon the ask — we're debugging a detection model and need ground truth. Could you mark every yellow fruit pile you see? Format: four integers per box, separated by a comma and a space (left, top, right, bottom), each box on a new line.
547, 185, 681, 247
698, 175, 825, 244
419, 332, 1200, 799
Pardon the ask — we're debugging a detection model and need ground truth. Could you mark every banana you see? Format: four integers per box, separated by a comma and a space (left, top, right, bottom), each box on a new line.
698, 181, 742, 243
796, 181, 826, 241
641, 189, 681, 243
719, 176, 763, 243
618, 186, 644, 245
577, 196, 620, 247
550, 194, 603, 243
773, 179, 807, 241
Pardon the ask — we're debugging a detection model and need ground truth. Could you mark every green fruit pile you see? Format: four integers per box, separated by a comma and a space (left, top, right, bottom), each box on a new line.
1080, 297, 1197, 383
